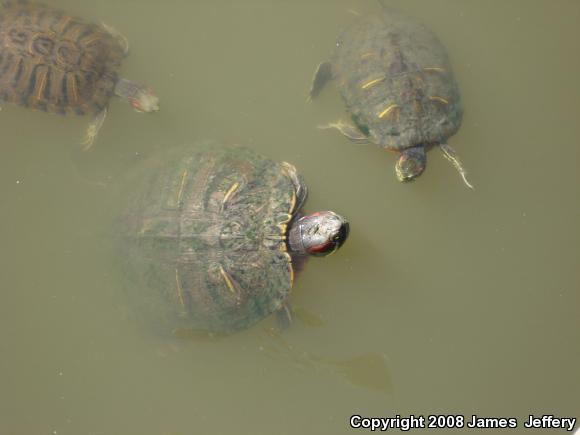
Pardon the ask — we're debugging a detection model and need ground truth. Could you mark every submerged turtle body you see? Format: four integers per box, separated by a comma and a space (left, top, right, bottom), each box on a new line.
310, 11, 472, 187
120, 146, 349, 335
0, 1, 159, 147
0, 1, 123, 115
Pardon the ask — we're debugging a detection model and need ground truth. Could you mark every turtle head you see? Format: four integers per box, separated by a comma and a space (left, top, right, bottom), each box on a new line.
395, 146, 427, 182
288, 211, 349, 257
115, 78, 159, 113
129, 86, 159, 113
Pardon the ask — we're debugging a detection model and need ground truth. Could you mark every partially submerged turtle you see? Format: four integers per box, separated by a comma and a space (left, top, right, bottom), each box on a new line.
120, 145, 349, 335
0, 1, 159, 148
309, 10, 472, 188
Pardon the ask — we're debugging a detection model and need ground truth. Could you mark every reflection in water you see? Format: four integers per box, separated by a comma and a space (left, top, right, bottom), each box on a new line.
162, 323, 391, 395
291, 305, 326, 328
262, 329, 392, 395
332, 352, 392, 394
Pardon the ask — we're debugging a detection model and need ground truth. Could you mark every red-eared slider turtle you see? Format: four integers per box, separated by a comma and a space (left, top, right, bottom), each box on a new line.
309, 10, 473, 188
0, 1, 159, 148
120, 146, 349, 335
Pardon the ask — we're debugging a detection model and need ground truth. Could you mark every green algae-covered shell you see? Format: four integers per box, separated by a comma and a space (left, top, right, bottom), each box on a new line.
333, 12, 463, 149
0, 1, 124, 115
120, 146, 302, 334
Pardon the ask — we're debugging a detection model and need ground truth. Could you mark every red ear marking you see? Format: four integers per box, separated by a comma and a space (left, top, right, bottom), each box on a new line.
131, 100, 143, 112
308, 241, 331, 254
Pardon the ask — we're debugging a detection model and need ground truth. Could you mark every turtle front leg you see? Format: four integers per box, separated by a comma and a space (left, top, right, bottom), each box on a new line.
274, 302, 293, 332
280, 161, 308, 210
101, 23, 130, 56
318, 119, 369, 143
81, 107, 108, 150
308, 61, 333, 101
439, 143, 474, 189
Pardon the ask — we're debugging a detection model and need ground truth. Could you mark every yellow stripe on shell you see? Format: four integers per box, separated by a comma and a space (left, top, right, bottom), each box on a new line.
222, 181, 240, 206
361, 77, 385, 90
175, 268, 185, 307
67, 73, 79, 104
429, 96, 449, 105
424, 67, 445, 72
289, 190, 296, 214
26, 35, 36, 55
80, 32, 104, 47
267, 235, 286, 242
277, 213, 293, 224
54, 16, 72, 34
176, 170, 188, 206
34, 68, 48, 100
219, 265, 237, 295
280, 162, 298, 213
283, 252, 294, 288
377, 104, 399, 119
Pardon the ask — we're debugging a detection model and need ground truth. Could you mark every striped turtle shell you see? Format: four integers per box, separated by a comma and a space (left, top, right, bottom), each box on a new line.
309, 11, 463, 152
0, 1, 125, 115
120, 146, 303, 335
332, 12, 463, 150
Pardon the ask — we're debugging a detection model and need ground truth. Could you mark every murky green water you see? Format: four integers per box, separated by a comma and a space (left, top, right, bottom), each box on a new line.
1, 1, 579, 434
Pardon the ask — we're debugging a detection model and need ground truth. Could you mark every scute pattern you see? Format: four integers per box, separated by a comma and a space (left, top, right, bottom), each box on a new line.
333, 13, 463, 150
0, 1, 124, 114
120, 146, 301, 334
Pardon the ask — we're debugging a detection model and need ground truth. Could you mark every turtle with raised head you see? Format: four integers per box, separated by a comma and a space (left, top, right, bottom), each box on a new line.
309, 9, 473, 188
0, 1, 159, 148
119, 145, 349, 335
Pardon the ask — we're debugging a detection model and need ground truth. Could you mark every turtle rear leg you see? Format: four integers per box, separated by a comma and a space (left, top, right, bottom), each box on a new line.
81, 107, 108, 150
318, 119, 369, 143
308, 61, 333, 101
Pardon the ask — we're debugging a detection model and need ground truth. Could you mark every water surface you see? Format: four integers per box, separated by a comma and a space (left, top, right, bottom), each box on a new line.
0, 1, 578, 434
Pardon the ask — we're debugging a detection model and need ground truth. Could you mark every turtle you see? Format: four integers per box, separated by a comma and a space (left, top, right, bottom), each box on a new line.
0, 0, 159, 148
119, 145, 349, 335
309, 9, 473, 188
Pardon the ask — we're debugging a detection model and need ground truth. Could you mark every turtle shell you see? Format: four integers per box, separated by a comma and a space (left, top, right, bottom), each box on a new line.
0, 1, 125, 115
120, 146, 302, 334
332, 12, 463, 150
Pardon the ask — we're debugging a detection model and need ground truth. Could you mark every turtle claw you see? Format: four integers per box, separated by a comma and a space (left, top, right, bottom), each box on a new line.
459, 172, 474, 190
439, 143, 474, 189
81, 129, 97, 151
318, 120, 369, 143
81, 138, 93, 151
